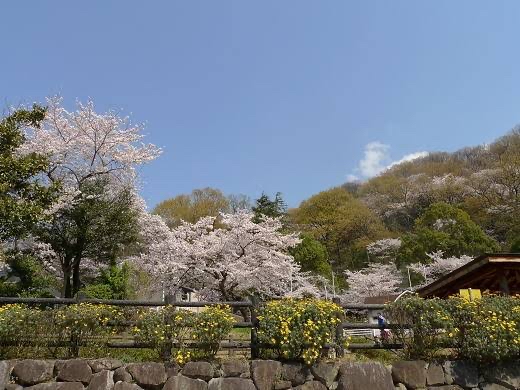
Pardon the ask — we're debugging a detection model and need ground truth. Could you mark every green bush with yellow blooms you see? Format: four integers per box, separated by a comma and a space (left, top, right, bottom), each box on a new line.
257, 298, 344, 365
388, 294, 520, 363
446, 294, 520, 363
0, 303, 123, 359
132, 305, 234, 363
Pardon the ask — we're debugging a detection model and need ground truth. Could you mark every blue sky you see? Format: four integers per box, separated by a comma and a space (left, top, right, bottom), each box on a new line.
2, 1, 520, 208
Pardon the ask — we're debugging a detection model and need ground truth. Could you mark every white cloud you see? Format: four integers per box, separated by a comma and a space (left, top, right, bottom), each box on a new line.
386, 151, 429, 170
359, 141, 390, 177
347, 141, 428, 181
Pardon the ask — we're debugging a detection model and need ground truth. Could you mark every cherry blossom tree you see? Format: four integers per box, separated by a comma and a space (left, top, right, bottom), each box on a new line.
366, 238, 401, 262
20, 96, 160, 190
19, 97, 161, 297
343, 263, 403, 303
409, 251, 473, 287
132, 210, 317, 301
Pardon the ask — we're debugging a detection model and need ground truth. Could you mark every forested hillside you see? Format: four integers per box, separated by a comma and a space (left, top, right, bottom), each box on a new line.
285, 128, 520, 297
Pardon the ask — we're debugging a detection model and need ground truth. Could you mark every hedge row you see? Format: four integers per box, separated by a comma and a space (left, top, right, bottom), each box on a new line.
0, 298, 345, 364
387, 294, 520, 363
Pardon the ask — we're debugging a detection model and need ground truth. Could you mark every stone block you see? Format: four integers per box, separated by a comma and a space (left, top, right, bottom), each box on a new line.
181, 362, 214, 382
58, 383, 85, 390
251, 360, 281, 390
443, 361, 478, 388
88, 361, 123, 373
208, 377, 255, 390
479, 383, 511, 390
87, 371, 114, 390
221, 360, 249, 378
337, 362, 394, 390
5, 385, 23, 390
391, 361, 427, 389
24, 384, 60, 390
0, 361, 12, 390
294, 381, 327, 390
482, 361, 520, 389
126, 363, 167, 389
274, 380, 292, 389
164, 376, 208, 390
426, 363, 445, 386
114, 382, 143, 390
12, 360, 54, 385
113, 368, 132, 383
57, 359, 92, 384
282, 363, 308, 386
311, 362, 338, 388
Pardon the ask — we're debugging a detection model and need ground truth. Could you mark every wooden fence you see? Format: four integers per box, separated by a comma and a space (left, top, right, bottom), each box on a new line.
0, 296, 402, 358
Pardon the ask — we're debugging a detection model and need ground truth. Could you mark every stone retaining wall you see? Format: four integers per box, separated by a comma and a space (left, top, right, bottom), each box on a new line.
0, 359, 516, 390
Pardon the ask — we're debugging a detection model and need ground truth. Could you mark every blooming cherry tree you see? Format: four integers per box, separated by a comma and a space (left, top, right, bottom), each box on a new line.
343, 263, 403, 303
409, 251, 473, 287
21, 96, 161, 191
367, 238, 402, 262
133, 210, 316, 300
18, 97, 161, 297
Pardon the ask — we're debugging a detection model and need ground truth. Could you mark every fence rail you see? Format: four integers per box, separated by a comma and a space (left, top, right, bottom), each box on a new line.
0, 296, 401, 358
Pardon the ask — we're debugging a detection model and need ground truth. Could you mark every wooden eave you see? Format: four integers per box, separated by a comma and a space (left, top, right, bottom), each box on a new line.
417, 253, 520, 298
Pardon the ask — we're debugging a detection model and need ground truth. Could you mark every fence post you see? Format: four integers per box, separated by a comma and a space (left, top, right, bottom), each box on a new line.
250, 296, 260, 359
70, 292, 85, 358
162, 293, 176, 362
333, 297, 345, 358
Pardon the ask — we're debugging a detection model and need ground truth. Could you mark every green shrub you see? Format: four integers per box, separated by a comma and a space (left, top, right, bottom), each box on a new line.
0, 304, 44, 357
132, 305, 235, 364
386, 295, 452, 360
191, 305, 235, 358
49, 303, 123, 358
446, 295, 520, 363
257, 298, 343, 365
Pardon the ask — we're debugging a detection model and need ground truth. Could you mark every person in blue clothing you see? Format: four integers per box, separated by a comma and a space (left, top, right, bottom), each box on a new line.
377, 313, 391, 343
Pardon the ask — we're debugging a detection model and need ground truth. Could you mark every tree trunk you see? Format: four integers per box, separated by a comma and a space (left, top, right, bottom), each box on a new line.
62, 260, 72, 298
72, 257, 81, 297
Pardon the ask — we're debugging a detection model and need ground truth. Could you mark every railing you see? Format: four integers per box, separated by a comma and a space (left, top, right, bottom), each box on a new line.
0, 296, 402, 358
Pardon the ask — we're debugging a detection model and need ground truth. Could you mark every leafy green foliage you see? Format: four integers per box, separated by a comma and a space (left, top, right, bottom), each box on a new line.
386, 295, 453, 360
0, 106, 58, 240
290, 235, 332, 278
0, 303, 122, 359
36, 178, 139, 297
398, 202, 498, 266
446, 295, 520, 363
257, 298, 343, 364
252, 192, 287, 223
82, 263, 135, 300
0, 253, 56, 298
132, 305, 235, 363
290, 187, 387, 270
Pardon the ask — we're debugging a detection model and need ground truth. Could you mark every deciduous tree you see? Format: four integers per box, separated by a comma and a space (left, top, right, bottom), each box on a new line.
290, 187, 387, 270
133, 211, 316, 301
343, 263, 403, 303
153, 187, 230, 228
397, 202, 498, 266
20, 97, 160, 297
0, 106, 57, 240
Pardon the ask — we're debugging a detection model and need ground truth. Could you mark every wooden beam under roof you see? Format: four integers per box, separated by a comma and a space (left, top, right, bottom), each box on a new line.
417, 253, 520, 298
